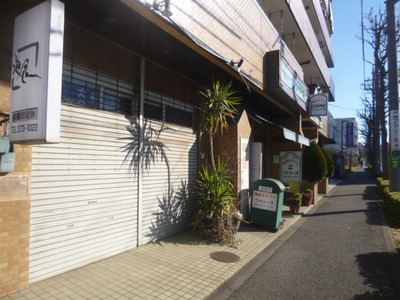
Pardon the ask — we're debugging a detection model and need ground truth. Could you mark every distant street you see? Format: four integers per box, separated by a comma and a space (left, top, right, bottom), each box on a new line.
228, 169, 400, 299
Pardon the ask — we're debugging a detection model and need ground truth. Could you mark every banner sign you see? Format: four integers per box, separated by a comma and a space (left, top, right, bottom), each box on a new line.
390, 110, 400, 155
280, 151, 302, 184
346, 122, 354, 148
10, 0, 64, 143
309, 93, 328, 116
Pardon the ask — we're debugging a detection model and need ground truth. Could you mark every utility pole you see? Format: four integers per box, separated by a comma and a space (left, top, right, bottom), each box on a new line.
387, 0, 400, 191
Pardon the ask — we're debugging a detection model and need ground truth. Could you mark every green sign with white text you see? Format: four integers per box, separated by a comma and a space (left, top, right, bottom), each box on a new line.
391, 156, 400, 170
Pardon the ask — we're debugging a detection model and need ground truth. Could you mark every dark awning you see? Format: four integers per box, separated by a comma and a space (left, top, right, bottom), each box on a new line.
253, 114, 310, 146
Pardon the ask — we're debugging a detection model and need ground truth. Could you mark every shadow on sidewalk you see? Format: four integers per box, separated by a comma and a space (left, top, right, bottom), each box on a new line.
302, 203, 381, 226
147, 230, 209, 247
303, 173, 383, 227
352, 252, 399, 299
339, 168, 377, 186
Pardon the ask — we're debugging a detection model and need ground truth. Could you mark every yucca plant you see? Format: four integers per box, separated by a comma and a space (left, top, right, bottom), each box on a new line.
195, 80, 242, 247
199, 79, 242, 172
197, 161, 236, 216
195, 159, 240, 246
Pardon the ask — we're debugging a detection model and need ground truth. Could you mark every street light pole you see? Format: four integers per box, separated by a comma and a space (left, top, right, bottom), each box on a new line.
387, 0, 400, 191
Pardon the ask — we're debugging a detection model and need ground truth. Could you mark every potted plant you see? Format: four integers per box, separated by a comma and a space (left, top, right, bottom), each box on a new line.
302, 189, 313, 206
286, 192, 302, 213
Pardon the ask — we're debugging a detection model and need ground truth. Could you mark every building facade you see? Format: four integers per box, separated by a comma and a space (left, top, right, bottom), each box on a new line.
0, 0, 335, 296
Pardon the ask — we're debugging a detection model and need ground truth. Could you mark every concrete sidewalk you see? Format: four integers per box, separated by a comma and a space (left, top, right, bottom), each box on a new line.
2, 181, 341, 300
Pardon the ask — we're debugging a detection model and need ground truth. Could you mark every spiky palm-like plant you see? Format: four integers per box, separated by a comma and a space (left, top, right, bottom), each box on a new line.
199, 80, 242, 172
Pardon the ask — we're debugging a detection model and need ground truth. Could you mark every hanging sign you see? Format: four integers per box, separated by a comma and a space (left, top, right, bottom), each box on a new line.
10, 0, 64, 143
309, 93, 328, 116
280, 151, 302, 184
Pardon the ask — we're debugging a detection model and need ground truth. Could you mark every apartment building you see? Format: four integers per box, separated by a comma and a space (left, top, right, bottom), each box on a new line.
0, 0, 335, 295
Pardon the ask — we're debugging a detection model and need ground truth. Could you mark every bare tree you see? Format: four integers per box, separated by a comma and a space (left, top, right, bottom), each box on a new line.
358, 95, 374, 166
361, 8, 388, 177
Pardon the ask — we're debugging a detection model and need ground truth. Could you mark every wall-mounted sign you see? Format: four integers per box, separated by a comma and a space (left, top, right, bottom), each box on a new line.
346, 122, 354, 148
280, 151, 302, 184
10, 0, 64, 143
279, 58, 308, 106
309, 93, 328, 116
264, 50, 308, 110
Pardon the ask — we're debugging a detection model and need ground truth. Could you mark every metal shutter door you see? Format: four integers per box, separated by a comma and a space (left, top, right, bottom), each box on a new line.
30, 105, 138, 283
141, 120, 197, 244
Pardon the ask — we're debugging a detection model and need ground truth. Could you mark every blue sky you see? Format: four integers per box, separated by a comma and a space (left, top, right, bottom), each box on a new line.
330, 0, 388, 136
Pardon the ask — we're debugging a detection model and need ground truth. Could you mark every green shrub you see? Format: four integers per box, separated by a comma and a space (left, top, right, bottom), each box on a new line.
322, 147, 335, 178
376, 177, 390, 198
377, 178, 400, 224
303, 142, 327, 182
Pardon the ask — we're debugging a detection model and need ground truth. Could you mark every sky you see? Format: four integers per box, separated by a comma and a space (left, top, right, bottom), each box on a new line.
330, 0, 391, 139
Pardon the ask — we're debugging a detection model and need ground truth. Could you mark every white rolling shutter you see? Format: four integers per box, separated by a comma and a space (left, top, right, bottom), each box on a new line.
29, 25, 199, 282
30, 105, 198, 282
141, 120, 197, 244
30, 105, 139, 283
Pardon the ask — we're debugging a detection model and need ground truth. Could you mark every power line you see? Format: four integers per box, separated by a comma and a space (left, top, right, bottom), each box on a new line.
330, 104, 360, 111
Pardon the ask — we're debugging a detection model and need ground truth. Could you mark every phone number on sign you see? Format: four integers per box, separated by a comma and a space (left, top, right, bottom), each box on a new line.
11, 123, 38, 133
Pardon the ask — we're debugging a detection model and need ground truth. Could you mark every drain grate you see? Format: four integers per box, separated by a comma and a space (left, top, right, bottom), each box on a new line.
210, 251, 240, 263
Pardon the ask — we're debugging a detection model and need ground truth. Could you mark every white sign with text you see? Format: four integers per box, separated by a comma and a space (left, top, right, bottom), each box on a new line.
280, 151, 302, 184
10, 0, 64, 143
252, 190, 278, 212
309, 93, 328, 116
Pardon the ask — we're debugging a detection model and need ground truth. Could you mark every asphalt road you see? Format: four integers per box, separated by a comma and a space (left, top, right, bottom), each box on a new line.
228, 169, 400, 300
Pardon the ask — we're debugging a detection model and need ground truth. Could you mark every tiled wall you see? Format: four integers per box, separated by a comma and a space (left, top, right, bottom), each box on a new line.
0, 81, 31, 297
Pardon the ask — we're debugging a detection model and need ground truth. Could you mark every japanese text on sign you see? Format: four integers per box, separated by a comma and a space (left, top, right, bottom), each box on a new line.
391, 111, 400, 153
252, 190, 278, 212
280, 151, 302, 184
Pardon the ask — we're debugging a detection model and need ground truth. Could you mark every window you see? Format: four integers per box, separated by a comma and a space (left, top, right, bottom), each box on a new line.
144, 62, 197, 128
165, 106, 193, 127
61, 24, 198, 127
62, 24, 140, 116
